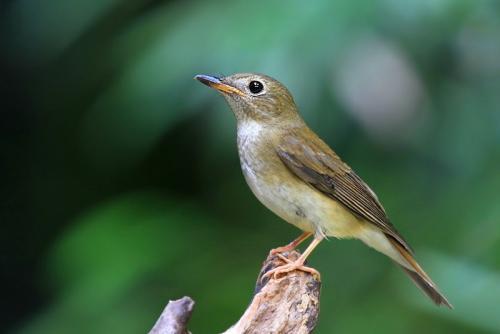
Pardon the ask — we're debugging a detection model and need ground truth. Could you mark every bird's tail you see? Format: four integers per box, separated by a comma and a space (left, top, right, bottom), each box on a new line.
387, 236, 453, 308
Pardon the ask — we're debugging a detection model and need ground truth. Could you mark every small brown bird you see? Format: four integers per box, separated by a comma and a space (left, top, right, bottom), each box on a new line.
195, 73, 451, 307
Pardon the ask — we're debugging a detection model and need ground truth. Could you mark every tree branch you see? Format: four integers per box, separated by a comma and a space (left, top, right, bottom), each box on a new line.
149, 250, 321, 334
148, 296, 195, 334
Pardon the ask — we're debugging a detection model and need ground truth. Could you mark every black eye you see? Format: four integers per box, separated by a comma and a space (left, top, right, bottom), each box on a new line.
249, 81, 264, 94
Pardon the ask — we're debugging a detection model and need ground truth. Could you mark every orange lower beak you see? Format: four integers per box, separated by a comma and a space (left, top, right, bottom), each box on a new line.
195, 74, 245, 96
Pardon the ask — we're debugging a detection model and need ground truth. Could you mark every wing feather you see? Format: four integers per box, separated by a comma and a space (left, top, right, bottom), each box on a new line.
277, 131, 412, 253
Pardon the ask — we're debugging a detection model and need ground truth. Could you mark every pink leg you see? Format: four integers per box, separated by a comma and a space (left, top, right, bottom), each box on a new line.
269, 232, 313, 255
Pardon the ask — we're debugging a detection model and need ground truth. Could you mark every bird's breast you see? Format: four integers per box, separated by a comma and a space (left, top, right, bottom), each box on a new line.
236, 121, 365, 238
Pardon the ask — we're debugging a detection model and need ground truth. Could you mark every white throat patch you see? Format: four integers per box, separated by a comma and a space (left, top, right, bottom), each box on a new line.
238, 120, 263, 141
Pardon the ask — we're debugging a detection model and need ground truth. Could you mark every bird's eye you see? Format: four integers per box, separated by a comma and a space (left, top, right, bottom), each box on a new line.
248, 81, 264, 94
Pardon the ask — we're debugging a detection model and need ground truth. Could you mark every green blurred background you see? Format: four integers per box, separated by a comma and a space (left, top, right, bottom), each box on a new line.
1, 0, 500, 333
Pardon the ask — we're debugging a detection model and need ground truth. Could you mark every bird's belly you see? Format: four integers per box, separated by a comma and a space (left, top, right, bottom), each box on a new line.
241, 161, 365, 238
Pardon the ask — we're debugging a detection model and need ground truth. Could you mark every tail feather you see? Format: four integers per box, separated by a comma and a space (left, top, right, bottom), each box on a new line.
387, 236, 453, 308
400, 266, 452, 308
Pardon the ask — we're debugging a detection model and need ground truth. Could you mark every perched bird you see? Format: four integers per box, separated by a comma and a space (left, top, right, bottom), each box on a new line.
195, 73, 451, 307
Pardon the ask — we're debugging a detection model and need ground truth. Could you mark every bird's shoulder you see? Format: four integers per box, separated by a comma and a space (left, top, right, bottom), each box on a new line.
276, 127, 351, 177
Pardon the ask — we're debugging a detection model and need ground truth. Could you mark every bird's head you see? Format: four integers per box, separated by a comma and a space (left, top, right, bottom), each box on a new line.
195, 73, 300, 124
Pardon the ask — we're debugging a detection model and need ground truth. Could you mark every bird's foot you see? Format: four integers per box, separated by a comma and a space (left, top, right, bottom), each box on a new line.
275, 253, 292, 263
262, 257, 321, 281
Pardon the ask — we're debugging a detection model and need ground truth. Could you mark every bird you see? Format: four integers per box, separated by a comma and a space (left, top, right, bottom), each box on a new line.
195, 72, 451, 308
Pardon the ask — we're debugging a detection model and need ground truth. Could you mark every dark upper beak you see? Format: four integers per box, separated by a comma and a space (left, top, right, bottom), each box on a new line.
194, 74, 245, 96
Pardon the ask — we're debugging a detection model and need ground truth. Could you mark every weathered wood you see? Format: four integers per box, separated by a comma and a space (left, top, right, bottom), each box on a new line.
149, 296, 195, 334
224, 251, 321, 334
149, 250, 321, 334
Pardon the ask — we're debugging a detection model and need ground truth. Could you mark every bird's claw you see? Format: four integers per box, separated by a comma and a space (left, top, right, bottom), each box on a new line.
275, 253, 292, 263
261, 260, 321, 282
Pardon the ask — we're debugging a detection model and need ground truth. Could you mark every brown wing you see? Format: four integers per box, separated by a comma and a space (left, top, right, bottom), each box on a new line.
277, 130, 412, 253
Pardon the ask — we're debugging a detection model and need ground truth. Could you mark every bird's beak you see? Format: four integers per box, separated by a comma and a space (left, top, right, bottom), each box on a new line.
194, 74, 245, 96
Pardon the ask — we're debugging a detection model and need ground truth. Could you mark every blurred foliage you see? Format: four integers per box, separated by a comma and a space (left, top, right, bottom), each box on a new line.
1, 0, 500, 333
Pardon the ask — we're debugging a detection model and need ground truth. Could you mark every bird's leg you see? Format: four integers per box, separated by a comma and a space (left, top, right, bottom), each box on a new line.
269, 232, 313, 255
263, 236, 323, 281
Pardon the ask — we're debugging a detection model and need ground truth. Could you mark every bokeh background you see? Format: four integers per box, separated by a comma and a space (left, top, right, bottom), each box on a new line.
1, 0, 500, 333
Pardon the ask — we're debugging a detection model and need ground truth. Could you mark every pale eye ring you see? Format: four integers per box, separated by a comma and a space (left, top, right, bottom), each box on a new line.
248, 81, 264, 94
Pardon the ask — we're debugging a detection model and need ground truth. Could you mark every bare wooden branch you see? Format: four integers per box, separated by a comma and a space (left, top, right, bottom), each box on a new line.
149, 250, 321, 334
224, 251, 321, 334
149, 296, 195, 334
